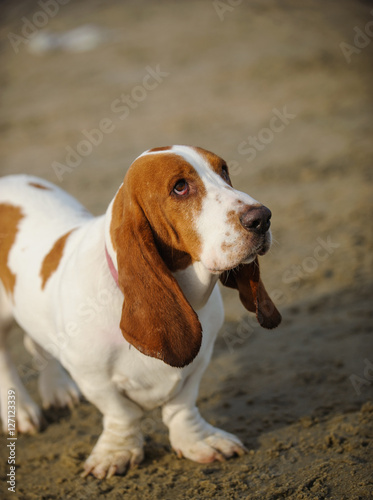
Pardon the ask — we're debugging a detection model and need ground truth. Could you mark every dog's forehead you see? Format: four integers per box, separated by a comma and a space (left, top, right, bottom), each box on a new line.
139, 145, 225, 179
190, 146, 226, 173
130, 149, 199, 181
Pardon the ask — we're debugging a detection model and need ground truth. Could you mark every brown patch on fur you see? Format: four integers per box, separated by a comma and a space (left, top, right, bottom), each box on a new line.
40, 229, 76, 289
226, 205, 262, 236
109, 151, 207, 367
148, 146, 172, 153
193, 146, 233, 186
226, 209, 242, 235
110, 153, 205, 271
221, 241, 234, 253
28, 182, 52, 191
0, 203, 24, 297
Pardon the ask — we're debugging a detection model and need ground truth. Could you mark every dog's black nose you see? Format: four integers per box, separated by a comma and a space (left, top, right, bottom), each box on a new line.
240, 205, 272, 235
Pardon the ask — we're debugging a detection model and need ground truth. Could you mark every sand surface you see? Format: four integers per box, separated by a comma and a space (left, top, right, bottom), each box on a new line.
0, 1, 372, 498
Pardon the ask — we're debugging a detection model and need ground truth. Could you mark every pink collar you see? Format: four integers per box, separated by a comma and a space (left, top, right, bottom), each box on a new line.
105, 246, 119, 286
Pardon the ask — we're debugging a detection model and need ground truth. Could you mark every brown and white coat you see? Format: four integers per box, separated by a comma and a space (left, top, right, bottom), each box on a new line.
0, 145, 281, 479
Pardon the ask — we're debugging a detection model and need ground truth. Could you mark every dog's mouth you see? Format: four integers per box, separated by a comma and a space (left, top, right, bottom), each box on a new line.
205, 231, 272, 275
243, 235, 271, 260
257, 241, 270, 256
207, 245, 269, 274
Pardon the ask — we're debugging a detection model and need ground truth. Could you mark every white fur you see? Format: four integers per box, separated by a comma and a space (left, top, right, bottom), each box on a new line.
170, 146, 262, 271
0, 147, 267, 478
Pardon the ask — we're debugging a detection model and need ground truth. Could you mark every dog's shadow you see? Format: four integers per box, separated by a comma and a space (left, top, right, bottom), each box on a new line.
202, 284, 371, 455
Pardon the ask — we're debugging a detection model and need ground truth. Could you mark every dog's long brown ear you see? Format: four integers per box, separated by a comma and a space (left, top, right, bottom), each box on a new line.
220, 257, 281, 329
110, 185, 202, 368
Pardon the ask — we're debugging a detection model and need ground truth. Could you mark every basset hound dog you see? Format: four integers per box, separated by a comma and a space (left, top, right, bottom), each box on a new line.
0, 145, 281, 479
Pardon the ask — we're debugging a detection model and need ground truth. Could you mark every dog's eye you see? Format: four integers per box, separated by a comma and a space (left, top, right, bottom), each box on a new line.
221, 164, 230, 183
173, 179, 189, 196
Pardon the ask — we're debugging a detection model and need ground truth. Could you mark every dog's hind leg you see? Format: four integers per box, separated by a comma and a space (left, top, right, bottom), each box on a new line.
24, 336, 81, 410
0, 283, 43, 434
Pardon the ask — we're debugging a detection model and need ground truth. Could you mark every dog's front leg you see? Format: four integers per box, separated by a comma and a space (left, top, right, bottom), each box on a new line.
78, 381, 144, 479
162, 366, 247, 464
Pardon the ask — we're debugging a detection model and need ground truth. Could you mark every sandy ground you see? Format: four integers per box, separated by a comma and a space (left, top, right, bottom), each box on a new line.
0, 0, 372, 498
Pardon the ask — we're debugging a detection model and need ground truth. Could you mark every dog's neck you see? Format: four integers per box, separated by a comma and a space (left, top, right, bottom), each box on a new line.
105, 246, 119, 286
105, 243, 218, 312
172, 263, 220, 311
104, 198, 219, 312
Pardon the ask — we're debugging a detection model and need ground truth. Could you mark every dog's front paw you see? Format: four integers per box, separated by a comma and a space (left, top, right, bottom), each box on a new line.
82, 429, 144, 479
172, 428, 247, 464
82, 447, 144, 479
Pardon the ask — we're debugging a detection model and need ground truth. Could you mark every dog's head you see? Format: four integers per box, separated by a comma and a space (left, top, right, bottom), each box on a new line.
108, 146, 281, 367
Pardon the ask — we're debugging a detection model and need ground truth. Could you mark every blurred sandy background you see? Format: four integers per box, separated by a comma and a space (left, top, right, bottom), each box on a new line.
0, 0, 372, 498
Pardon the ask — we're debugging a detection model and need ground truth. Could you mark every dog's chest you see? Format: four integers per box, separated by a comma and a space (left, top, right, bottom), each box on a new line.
112, 362, 185, 410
